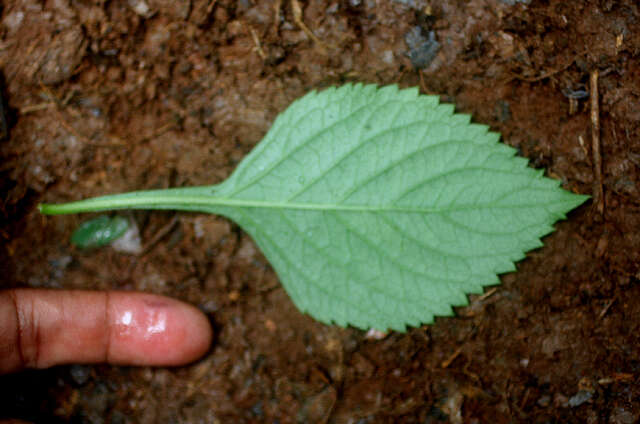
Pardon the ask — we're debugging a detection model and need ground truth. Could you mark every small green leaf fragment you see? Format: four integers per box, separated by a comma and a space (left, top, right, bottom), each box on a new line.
71, 215, 129, 249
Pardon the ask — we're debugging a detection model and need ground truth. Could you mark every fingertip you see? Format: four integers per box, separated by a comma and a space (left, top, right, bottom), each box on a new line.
107, 292, 213, 366
170, 298, 214, 364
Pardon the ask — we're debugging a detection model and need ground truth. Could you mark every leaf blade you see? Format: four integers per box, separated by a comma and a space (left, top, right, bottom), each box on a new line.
213, 83, 587, 330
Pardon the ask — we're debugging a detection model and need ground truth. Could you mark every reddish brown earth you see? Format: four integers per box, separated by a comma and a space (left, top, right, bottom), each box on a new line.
1, 0, 639, 422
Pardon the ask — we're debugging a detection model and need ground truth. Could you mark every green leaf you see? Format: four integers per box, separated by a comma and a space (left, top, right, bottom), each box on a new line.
40, 84, 588, 331
71, 215, 129, 249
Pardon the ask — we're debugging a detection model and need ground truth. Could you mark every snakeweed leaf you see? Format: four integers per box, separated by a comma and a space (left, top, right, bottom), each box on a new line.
40, 84, 588, 331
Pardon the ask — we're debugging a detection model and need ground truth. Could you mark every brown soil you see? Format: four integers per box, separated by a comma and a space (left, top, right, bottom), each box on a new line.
1, 0, 639, 422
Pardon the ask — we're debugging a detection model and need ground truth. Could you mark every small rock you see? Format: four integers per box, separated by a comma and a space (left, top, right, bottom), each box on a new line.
111, 219, 142, 254
143, 22, 171, 58
49, 255, 72, 270
537, 395, 551, 407
496, 100, 511, 123
441, 387, 464, 424
541, 332, 566, 357
365, 328, 388, 340
3, 10, 25, 35
404, 27, 440, 69
69, 364, 91, 386
128, 0, 152, 17
568, 390, 592, 407
489, 31, 516, 59
381, 50, 394, 65
553, 393, 569, 408
50, 255, 73, 280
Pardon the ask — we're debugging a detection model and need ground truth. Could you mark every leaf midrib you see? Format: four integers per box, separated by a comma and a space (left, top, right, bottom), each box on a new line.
66, 193, 572, 214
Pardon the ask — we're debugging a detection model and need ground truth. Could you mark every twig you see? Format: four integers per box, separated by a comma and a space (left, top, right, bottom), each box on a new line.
249, 27, 267, 60
590, 70, 604, 214
206, 0, 217, 14
291, 0, 330, 53
597, 373, 633, 385
578, 135, 591, 165
598, 298, 615, 320
509, 59, 575, 83
274, 0, 283, 33
19, 102, 56, 114
615, 33, 624, 54
135, 120, 178, 144
419, 70, 428, 94
441, 346, 463, 368
140, 215, 180, 256
519, 388, 531, 410
478, 287, 498, 301
38, 81, 63, 106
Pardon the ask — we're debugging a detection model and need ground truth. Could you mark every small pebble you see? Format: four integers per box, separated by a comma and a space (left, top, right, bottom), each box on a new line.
69, 364, 91, 386
404, 27, 440, 69
128, 0, 152, 17
568, 390, 592, 407
111, 219, 142, 254
537, 395, 551, 407
365, 328, 387, 340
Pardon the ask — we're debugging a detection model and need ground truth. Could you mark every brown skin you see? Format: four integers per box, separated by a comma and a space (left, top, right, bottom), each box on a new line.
0, 289, 213, 375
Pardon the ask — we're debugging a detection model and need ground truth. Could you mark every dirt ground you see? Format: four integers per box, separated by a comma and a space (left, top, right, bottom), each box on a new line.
1, 0, 639, 422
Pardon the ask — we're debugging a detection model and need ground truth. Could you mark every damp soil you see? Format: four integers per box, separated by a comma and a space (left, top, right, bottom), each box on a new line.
1, 0, 639, 422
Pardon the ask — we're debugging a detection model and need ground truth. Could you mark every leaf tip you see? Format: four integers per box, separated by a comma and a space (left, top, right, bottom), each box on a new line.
562, 191, 590, 213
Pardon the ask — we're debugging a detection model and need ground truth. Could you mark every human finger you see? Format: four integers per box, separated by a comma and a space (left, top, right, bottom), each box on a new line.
0, 289, 212, 374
